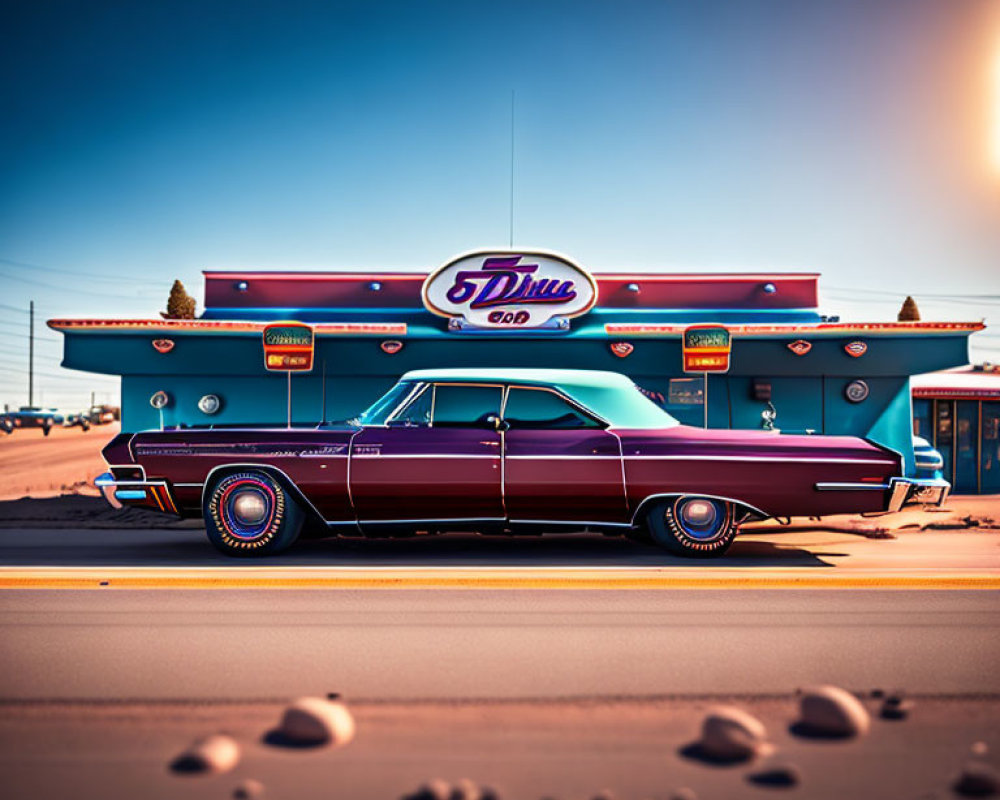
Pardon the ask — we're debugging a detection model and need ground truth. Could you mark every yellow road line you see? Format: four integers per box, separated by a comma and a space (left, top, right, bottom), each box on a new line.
1, 568, 999, 590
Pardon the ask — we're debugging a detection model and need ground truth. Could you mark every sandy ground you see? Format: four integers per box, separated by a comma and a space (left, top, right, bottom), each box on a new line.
0, 697, 997, 800
0, 422, 120, 501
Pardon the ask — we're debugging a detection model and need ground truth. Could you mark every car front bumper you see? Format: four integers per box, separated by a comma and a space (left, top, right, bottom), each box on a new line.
886, 477, 951, 513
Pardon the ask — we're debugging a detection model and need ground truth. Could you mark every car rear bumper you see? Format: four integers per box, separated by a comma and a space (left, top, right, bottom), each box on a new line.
94, 471, 180, 516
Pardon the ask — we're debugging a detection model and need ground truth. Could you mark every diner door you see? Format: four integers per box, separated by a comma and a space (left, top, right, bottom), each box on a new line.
502, 387, 628, 524
350, 383, 506, 524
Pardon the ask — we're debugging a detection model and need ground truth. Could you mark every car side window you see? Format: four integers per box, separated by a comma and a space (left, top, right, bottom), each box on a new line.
432, 385, 503, 428
388, 384, 432, 427
504, 388, 601, 430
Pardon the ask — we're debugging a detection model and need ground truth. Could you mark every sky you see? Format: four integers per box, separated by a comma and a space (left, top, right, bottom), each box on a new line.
1, 0, 999, 409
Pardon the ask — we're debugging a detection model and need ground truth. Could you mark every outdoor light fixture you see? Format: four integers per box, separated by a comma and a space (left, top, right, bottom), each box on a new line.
198, 394, 222, 415
626, 283, 641, 293
368, 281, 382, 292
845, 380, 870, 403
234, 280, 249, 292
762, 282, 777, 294
149, 391, 170, 409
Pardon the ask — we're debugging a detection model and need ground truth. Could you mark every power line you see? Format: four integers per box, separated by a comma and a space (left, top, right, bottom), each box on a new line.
0, 256, 161, 285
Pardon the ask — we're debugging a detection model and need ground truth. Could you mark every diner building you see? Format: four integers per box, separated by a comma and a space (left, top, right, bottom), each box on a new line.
50, 249, 985, 479
912, 366, 1000, 494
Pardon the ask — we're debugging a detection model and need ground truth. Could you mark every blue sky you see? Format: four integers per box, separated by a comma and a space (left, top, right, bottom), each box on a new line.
1, 0, 999, 408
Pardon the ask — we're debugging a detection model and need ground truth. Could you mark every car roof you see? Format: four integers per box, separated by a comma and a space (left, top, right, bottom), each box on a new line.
400, 368, 636, 392
398, 368, 678, 429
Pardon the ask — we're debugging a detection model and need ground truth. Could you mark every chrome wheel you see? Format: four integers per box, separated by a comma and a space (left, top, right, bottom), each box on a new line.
205, 471, 303, 556
646, 496, 739, 557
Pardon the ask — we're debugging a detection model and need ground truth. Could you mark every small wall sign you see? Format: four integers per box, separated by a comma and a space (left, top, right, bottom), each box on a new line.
422, 250, 597, 330
787, 340, 811, 356
844, 341, 868, 358
262, 323, 314, 371
610, 342, 634, 358
152, 339, 175, 354
682, 325, 732, 373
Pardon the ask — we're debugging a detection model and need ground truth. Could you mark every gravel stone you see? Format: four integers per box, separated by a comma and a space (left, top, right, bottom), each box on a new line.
402, 779, 452, 800
276, 696, 356, 746
698, 706, 771, 761
748, 762, 802, 788
233, 778, 265, 798
170, 734, 240, 775
954, 762, 1000, 797
795, 685, 870, 738
449, 778, 481, 800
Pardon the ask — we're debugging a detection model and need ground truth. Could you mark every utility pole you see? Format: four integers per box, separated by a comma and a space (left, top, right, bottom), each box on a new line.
28, 300, 34, 407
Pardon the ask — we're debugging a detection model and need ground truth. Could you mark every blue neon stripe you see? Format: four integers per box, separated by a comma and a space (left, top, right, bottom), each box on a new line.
114, 490, 147, 500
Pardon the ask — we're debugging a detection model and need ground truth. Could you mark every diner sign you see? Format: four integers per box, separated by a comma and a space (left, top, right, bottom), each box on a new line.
422, 250, 598, 329
262, 322, 314, 371
682, 324, 732, 373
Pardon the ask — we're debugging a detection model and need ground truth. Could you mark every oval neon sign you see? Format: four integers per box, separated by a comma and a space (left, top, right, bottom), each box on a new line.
422, 250, 597, 329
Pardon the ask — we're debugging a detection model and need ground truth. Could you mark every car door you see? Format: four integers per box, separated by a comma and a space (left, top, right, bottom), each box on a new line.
502, 386, 628, 524
349, 382, 506, 524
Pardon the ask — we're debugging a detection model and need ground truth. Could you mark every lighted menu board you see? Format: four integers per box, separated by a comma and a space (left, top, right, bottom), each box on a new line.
682, 325, 731, 373
262, 323, 314, 371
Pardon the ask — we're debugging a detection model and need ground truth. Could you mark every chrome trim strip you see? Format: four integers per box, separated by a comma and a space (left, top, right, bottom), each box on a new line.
365, 519, 505, 524
508, 519, 632, 528
351, 453, 500, 459
624, 455, 897, 465
505, 455, 621, 460
815, 482, 889, 491
173, 482, 205, 488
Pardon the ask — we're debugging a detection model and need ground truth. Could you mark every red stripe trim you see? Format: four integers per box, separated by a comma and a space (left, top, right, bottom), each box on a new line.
47, 319, 408, 335
606, 321, 986, 336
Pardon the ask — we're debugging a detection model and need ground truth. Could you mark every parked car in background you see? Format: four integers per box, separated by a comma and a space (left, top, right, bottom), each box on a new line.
913, 435, 945, 481
63, 412, 92, 431
87, 404, 120, 425
95, 369, 950, 558
0, 407, 65, 436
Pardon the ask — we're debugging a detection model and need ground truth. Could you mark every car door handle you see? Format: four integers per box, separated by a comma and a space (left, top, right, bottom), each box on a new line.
479, 441, 500, 447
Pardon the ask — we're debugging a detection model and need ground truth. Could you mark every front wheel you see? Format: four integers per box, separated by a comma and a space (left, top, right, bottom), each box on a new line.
204, 471, 304, 557
646, 496, 738, 557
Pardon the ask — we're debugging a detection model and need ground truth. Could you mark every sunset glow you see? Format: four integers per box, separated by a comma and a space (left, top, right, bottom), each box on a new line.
993, 44, 1000, 171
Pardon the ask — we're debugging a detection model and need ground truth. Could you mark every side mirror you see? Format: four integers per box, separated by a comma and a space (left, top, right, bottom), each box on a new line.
486, 414, 509, 432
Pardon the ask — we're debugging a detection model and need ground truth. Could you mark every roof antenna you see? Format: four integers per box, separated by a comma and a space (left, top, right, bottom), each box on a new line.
508, 89, 515, 248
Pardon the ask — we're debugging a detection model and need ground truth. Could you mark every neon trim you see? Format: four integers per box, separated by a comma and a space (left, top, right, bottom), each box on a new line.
605, 321, 985, 336
47, 319, 407, 335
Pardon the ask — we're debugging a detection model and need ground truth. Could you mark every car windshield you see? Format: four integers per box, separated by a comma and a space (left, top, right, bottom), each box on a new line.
355, 381, 423, 426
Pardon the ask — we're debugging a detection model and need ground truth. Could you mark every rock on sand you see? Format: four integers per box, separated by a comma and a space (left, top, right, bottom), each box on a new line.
275, 696, 356, 746
953, 762, 1000, 797
696, 706, 771, 762
795, 685, 870, 738
233, 778, 266, 798
169, 734, 240, 774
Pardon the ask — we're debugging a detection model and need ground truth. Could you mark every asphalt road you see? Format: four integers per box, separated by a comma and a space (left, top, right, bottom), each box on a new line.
1, 587, 998, 700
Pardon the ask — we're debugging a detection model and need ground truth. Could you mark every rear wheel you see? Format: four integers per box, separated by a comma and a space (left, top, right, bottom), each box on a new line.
646, 496, 738, 557
204, 471, 303, 557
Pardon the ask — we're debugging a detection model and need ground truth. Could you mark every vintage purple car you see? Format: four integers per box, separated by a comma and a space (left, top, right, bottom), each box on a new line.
96, 368, 948, 557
